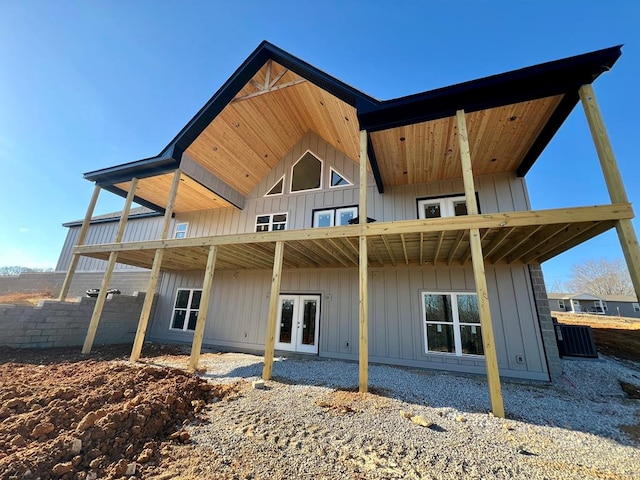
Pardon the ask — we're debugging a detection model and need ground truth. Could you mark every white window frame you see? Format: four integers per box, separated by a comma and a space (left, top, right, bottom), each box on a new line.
264, 175, 285, 197
174, 222, 188, 239
170, 288, 202, 332
558, 300, 565, 310
255, 212, 288, 232
329, 166, 353, 188
417, 195, 468, 219
290, 150, 323, 193
633, 302, 640, 312
421, 291, 483, 357
313, 206, 358, 227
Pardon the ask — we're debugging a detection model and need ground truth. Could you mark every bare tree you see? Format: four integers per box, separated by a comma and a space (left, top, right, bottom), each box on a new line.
0, 266, 53, 276
565, 258, 633, 296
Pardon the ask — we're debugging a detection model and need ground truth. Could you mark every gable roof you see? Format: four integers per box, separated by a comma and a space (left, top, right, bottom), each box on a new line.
62, 206, 161, 227
83, 42, 622, 213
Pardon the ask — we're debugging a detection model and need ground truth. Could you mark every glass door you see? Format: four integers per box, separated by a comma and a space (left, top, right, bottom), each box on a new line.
274, 294, 320, 353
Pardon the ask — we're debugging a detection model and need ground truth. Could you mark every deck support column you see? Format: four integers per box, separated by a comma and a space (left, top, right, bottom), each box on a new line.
263, 241, 285, 380
58, 185, 101, 301
456, 110, 505, 418
188, 245, 218, 371
130, 169, 182, 362
82, 178, 138, 354
358, 130, 369, 393
579, 84, 640, 300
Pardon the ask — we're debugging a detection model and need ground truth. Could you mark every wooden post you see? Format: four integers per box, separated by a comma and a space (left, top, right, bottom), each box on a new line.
58, 185, 101, 301
456, 110, 505, 418
82, 178, 138, 354
358, 130, 369, 393
262, 241, 285, 380
579, 84, 640, 300
188, 245, 218, 371
130, 169, 181, 362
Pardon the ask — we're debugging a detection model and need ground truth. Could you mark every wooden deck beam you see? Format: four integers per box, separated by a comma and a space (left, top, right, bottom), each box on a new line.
263, 241, 285, 380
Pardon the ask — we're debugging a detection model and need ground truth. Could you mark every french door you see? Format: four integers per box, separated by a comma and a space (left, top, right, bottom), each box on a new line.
274, 294, 320, 354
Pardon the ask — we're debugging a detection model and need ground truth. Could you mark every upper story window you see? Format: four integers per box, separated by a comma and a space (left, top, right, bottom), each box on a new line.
265, 175, 284, 197
417, 195, 468, 219
558, 300, 565, 309
329, 167, 352, 188
256, 213, 288, 232
633, 302, 639, 312
170, 288, 201, 331
313, 206, 358, 228
174, 222, 188, 239
291, 151, 322, 192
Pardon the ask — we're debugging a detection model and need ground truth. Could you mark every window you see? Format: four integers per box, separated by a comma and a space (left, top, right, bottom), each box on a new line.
170, 289, 202, 331
313, 206, 358, 227
329, 167, 352, 188
174, 223, 188, 239
633, 303, 640, 312
601, 301, 607, 311
256, 213, 288, 232
291, 151, 322, 192
265, 176, 284, 197
558, 300, 565, 310
421, 292, 483, 356
417, 195, 468, 219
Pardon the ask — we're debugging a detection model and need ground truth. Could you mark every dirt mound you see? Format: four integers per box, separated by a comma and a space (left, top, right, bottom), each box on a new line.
0, 347, 238, 479
0, 291, 56, 305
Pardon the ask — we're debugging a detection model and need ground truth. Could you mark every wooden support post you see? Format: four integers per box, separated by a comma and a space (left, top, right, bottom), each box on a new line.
457, 110, 505, 418
188, 245, 218, 371
262, 241, 285, 380
130, 169, 181, 362
579, 84, 640, 300
359, 130, 369, 393
82, 178, 138, 354
58, 185, 101, 301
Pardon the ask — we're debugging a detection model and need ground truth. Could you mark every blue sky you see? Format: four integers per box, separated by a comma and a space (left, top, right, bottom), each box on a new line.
0, 1, 638, 288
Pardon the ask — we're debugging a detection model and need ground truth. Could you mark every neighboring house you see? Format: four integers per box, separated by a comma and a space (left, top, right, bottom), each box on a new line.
58, 41, 640, 417
549, 292, 640, 318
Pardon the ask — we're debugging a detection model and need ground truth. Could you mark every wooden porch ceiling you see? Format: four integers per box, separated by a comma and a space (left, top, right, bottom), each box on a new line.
74, 203, 630, 272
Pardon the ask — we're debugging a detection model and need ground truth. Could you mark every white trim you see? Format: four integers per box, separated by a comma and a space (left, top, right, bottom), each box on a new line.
290, 149, 323, 193
174, 222, 189, 239
264, 175, 285, 197
313, 206, 358, 227
329, 166, 353, 188
255, 212, 288, 232
169, 288, 202, 332
417, 195, 467, 219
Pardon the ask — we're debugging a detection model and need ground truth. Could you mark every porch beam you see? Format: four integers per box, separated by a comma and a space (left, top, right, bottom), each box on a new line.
82, 178, 138, 354
188, 245, 218, 371
359, 129, 369, 393
263, 241, 285, 380
579, 84, 640, 301
58, 184, 101, 301
457, 110, 504, 418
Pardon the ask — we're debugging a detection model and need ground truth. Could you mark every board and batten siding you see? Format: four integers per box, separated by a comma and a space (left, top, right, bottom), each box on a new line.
149, 264, 549, 381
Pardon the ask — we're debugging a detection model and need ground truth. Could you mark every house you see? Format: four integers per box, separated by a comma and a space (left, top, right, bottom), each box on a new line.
58, 41, 640, 418
548, 292, 640, 318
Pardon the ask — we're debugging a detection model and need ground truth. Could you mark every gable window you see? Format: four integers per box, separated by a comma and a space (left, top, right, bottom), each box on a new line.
329, 167, 353, 188
265, 176, 284, 197
170, 288, 202, 331
558, 300, 565, 310
256, 213, 288, 232
421, 292, 483, 356
291, 151, 322, 192
313, 206, 358, 228
417, 195, 469, 219
174, 223, 188, 239
633, 303, 640, 312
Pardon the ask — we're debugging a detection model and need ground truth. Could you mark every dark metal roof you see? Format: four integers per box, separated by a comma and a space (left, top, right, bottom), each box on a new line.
62, 206, 163, 227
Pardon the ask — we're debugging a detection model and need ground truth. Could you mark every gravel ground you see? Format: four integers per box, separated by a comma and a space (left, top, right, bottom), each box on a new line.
155, 352, 640, 480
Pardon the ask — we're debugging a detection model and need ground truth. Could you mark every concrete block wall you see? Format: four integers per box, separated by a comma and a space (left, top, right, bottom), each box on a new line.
528, 265, 562, 382
0, 293, 155, 349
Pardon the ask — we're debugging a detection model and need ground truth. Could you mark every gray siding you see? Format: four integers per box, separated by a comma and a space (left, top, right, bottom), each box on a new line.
149, 264, 549, 381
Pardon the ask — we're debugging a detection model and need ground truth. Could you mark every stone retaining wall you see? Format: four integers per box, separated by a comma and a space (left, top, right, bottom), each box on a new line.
0, 293, 155, 349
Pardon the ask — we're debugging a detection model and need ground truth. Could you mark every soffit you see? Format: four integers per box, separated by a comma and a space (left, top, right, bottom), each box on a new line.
369, 94, 563, 186
184, 61, 360, 196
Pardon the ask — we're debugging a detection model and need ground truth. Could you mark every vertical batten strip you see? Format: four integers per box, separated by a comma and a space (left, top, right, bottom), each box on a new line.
82, 178, 138, 354
456, 110, 505, 418
579, 84, 640, 300
58, 184, 101, 301
188, 245, 218, 371
130, 169, 182, 362
359, 130, 369, 393
263, 241, 285, 380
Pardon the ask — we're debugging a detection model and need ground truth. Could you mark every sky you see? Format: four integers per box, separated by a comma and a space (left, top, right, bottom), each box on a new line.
0, 0, 638, 288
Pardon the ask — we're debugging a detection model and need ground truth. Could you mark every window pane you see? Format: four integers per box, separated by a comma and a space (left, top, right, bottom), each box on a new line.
272, 214, 287, 223
279, 300, 294, 344
175, 290, 190, 309
272, 223, 286, 231
423, 294, 453, 323
190, 290, 202, 310
460, 325, 483, 355
291, 152, 321, 191
256, 225, 269, 232
337, 208, 356, 226
453, 201, 468, 216
266, 178, 284, 195
457, 295, 480, 324
256, 216, 270, 224
423, 203, 441, 219
331, 170, 349, 186
426, 323, 455, 353
315, 212, 333, 227
172, 310, 186, 330
301, 300, 317, 346
187, 311, 198, 331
